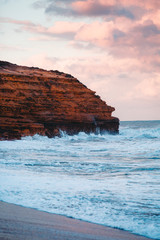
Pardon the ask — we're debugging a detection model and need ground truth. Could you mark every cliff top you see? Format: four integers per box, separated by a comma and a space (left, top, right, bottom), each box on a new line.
0, 60, 74, 79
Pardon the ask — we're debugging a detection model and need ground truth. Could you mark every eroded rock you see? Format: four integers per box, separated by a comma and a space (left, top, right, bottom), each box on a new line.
0, 61, 119, 140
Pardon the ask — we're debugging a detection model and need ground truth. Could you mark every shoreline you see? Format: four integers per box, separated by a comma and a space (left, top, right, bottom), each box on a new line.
0, 201, 154, 240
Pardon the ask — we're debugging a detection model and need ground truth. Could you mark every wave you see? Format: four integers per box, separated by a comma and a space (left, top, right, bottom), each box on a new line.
21, 125, 160, 141
119, 127, 160, 140
0, 121, 159, 144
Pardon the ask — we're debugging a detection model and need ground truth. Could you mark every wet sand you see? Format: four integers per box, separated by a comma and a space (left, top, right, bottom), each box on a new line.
0, 201, 154, 240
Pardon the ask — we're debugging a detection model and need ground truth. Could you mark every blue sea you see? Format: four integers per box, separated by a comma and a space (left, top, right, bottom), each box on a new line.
0, 120, 160, 239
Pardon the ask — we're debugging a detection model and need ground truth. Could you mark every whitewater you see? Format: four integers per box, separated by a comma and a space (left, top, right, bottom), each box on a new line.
0, 120, 160, 239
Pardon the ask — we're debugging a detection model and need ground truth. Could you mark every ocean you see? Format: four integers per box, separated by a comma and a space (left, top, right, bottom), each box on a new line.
0, 120, 160, 239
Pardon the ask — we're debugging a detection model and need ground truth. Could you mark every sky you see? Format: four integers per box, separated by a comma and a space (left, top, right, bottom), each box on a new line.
0, 0, 160, 121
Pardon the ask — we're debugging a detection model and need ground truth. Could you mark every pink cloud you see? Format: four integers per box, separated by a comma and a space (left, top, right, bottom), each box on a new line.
1, 1, 160, 73
2, 15, 160, 72
0, 17, 84, 39
75, 21, 114, 47
135, 76, 160, 98
73, 0, 160, 13
0, 17, 36, 27
22, 21, 81, 39
48, 21, 84, 35
72, 0, 135, 19
71, 0, 160, 24
74, 19, 160, 63
0, 17, 47, 35
23, 54, 59, 70
141, 9, 160, 26
33, 0, 160, 23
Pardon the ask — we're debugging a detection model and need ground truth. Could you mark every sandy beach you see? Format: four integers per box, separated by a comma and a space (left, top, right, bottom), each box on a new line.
0, 201, 154, 240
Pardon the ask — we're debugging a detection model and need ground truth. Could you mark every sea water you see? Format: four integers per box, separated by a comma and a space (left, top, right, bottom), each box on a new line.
0, 121, 160, 239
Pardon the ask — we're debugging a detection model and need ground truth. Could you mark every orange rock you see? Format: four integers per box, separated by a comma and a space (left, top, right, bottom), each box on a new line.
0, 61, 119, 140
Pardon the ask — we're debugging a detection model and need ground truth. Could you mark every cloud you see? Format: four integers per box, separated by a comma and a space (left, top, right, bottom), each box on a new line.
125, 74, 160, 102
33, 0, 76, 16
72, 0, 135, 19
27, 1, 160, 66
1, 15, 160, 73
133, 20, 160, 38
0, 17, 36, 27
2, 0, 160, 77
32, 0, 160, 26
69, 41, 96, 50
33, 0, 142, 19
47, 21, 84, 39
73, 19, 160, 67
136, 76, 160, 98
0, 17, 84, 40
0, 44, 27, 51
23, 54, 59, 70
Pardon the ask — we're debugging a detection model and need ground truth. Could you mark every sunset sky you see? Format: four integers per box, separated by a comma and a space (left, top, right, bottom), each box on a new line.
0, 0, 160, 120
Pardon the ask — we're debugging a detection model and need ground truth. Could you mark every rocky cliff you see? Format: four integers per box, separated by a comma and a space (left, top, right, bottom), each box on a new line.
0, 61, 119, 140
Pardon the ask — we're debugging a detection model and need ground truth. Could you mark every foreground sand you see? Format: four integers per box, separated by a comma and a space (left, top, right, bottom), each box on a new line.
0, 201, 154, 240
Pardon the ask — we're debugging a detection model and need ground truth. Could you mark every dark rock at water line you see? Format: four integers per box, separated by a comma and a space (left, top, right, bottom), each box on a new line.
0, 60, 119, 140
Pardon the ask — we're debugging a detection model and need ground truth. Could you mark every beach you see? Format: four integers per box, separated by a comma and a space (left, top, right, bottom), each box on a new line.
0, 201, 154, 240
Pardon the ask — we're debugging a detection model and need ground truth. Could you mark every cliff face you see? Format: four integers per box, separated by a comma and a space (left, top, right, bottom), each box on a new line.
0, 61, 119, 140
